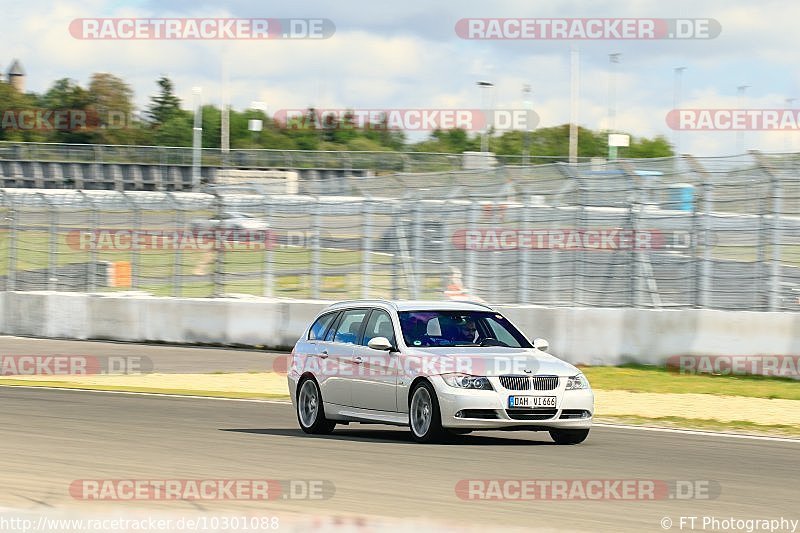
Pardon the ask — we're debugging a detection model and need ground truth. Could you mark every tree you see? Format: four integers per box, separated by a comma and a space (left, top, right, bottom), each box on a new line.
623, 135, 673, 158
152, 111, 193, 146
39, 78, 94, 143
87, 73, 135, 144
147, 77, 182, 126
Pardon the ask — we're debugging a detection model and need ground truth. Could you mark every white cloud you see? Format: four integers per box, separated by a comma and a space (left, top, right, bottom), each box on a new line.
5, 0, 799, 155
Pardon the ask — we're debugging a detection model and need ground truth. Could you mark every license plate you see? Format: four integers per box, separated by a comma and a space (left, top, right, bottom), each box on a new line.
508, 396, 556, 408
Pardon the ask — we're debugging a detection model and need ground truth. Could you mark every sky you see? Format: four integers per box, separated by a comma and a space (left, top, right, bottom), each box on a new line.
4, 0, 800, 156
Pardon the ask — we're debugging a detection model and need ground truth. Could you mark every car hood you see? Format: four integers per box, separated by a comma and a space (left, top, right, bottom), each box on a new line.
401, 347, 580, 377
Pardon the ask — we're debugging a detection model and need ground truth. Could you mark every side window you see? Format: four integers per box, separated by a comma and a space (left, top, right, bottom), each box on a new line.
308, 312, 337, 340
485, 317, 523, 348
324, 312, 343, 342
332, 309, 368, 345
362, 310, 396, 346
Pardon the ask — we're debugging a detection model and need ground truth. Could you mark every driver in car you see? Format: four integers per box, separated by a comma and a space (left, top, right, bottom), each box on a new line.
459, 319, 480, 344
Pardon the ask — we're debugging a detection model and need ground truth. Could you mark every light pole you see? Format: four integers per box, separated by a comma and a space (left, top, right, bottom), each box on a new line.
785, 98, 796, 152
673, 67, 686, 155
736, 84, 750, 155
607, 53, 621, 160
522, 84, 532, 165
191, 87, 203, 190
477, 81, 494, 153
568, 47, 580, 165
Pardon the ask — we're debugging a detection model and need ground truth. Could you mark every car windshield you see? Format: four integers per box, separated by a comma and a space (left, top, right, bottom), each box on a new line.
398, 310, 531, 348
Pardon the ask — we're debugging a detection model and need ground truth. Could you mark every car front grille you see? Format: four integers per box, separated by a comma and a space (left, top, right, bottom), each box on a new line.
499, 375, 559, 391
499, 375, 530, 390
505, 408, 558, 421
531, 376, 559, 391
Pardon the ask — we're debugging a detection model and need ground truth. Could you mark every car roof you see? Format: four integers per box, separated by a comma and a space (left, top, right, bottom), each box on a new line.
323, 299, 494, 312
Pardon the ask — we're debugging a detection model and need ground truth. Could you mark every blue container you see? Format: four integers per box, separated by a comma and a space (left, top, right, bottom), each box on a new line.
666, 183, 695, 212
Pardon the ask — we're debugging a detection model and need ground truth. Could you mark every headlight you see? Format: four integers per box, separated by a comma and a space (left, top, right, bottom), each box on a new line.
565, 373, 590, 390
442, 373, 494, 390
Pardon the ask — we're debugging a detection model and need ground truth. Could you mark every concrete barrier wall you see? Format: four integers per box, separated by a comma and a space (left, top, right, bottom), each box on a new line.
1, 291, 799, 366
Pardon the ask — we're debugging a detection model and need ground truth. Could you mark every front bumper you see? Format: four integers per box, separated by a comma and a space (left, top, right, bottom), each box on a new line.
431, 375, 594, 430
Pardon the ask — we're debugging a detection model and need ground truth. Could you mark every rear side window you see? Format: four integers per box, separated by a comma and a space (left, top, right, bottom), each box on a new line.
332, 309, 368, 345
308, 312, 337, 340
362, 309, 396, 346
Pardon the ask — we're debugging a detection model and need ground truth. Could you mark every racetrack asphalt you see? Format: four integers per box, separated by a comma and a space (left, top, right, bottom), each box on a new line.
1, 385, 798, 532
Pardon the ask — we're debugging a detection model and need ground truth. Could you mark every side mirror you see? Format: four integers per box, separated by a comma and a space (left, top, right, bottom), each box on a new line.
533, 338, 549, 352
368, 337, 394, 351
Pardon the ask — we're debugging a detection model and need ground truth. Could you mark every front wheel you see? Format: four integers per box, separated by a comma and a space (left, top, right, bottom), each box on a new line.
296, 378, 336, 435
409, 381, 446, 443
549, 428, 590, 445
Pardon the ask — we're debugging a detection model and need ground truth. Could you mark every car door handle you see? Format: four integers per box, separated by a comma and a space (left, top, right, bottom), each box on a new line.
319, 350, 329, 358
353, 356, 363, 364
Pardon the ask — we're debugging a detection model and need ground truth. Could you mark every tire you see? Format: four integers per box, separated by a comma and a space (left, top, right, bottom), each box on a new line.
296, 378, 336, 435
549, 428, 590, 445
409, 381, 447, 443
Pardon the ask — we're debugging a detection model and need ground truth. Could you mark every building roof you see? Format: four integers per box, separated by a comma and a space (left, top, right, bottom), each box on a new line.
7, 59, 24, 76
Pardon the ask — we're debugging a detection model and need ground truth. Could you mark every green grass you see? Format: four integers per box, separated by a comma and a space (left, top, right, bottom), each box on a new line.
582, 365, 800, 401
596, 414, 800, 438
0, 229, 417, 298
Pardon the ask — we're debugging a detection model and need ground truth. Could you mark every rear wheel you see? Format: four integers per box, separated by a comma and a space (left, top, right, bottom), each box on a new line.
409, 381, 447, 443
549, 428, 589, 445
296, 378, 336, 435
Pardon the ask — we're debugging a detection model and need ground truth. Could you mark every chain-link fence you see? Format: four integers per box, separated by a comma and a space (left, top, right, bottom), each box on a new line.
0, 141, 589, 173
0, 152, 798, 310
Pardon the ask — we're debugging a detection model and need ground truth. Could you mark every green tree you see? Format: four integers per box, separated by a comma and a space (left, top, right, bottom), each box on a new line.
87, 73, 135, 144
147, 77, 182, 126
623, 135, 673, 158
151, 111, 193, 146
39, 78, 94, 143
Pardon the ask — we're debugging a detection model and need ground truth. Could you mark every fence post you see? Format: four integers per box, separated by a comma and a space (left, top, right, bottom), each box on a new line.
465, 201, 479, 296
440, 200, 451, 297
171, 195, 183, 298
311, 206, 321, 299
572, 176, 585, 306
361, 198, 372, 299
77, 191, 98, 292
621, 163, 641, 308
390, 201, 400, 299
412, 200, 422, 299
42, 193, 57, 291
518, 200, 530, 304
263, 195, 274, 297
131, 195, 141, 290
7, 194, 17, 292
751, 151, 783, 311
685, 156, 713, 309
213, 192, 224, 297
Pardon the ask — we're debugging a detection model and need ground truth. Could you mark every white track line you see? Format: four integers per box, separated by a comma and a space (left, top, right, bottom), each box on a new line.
593, 422, 800, 443
3, 384, 800, 443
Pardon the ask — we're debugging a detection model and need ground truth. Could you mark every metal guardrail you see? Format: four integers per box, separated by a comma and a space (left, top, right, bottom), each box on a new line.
1, 151, 798, 311
0, 142, 592, 172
